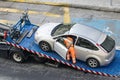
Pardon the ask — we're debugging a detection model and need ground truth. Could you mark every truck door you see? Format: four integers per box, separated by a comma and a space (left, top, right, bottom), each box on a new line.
53, 38, 68, 60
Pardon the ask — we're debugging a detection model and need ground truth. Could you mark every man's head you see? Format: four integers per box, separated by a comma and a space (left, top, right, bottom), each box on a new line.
67, 37, 73, 42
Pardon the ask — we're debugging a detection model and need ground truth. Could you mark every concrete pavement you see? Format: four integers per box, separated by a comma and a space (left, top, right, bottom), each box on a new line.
6, 0, 120, 12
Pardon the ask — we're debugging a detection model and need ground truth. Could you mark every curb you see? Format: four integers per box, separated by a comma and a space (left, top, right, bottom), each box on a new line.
70, 3, 120, 13
6, 0, 120, 13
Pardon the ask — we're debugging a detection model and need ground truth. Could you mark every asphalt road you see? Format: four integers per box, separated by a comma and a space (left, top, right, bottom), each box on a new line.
0, 1, 120, 80
0, 56, 117, 80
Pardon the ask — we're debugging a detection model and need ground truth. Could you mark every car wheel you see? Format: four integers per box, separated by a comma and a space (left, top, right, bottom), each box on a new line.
39, 41, 51, 52
11, 52, 25, 63
86, 58, 99, 68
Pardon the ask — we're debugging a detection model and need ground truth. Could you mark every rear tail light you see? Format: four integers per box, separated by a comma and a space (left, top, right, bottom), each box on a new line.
96, 43, 100, 46
96, 43, 107, 53
4, 31, 7, 39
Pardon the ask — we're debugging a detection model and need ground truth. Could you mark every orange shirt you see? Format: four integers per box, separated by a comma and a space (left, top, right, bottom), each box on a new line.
64, 37, 73, 48
64, 37, 76, 59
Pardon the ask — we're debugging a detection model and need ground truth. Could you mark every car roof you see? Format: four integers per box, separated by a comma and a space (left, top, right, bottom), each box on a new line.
69, 23, 106, 43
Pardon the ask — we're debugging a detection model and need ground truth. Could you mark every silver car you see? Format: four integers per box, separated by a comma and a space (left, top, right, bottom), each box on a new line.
34, 23, 116, 68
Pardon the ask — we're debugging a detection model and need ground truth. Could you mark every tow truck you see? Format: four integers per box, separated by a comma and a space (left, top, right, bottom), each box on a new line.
0, 13, 47, 63
1, 12, 120, 77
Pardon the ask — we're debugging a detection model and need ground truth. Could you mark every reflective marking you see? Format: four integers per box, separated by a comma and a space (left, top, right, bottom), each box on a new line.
11, 0, 25, 2
42, 12, 61, 17
8, 0, 69, 6
63, 7, 70, 24
19, 0, 24, 2
0, 8, 61, 17
8, 0, 24, 2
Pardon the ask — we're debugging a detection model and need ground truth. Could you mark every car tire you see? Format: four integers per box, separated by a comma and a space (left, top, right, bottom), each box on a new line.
39, 41, 51, 52
11, 52, 25, 63
86, 58, 100, 68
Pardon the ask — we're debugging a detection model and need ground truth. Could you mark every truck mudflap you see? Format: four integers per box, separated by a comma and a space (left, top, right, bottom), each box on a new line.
6, 41, 120, 78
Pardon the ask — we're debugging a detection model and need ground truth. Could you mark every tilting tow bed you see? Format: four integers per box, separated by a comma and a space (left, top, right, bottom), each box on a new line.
4, 12, 120, 77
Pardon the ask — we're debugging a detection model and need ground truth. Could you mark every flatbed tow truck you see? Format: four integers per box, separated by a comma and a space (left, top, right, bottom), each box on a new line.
1, 12, 120, 78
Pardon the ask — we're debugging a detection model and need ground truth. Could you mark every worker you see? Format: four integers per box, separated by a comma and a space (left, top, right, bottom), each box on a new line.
64, 37, 76, 64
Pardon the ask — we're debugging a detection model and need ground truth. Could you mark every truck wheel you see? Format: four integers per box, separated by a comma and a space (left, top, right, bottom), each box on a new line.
11, 52, 25, 63
86, 58, 99, 68
39, 41, 51, 52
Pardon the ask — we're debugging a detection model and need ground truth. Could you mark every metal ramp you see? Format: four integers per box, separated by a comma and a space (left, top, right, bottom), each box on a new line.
5, 13, 120, 77
6, 22, 120, 78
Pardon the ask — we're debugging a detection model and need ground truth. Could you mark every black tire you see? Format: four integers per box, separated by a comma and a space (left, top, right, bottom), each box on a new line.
11, 52, 26, 63
86, 58, 100, 68
39, 41, 51, 52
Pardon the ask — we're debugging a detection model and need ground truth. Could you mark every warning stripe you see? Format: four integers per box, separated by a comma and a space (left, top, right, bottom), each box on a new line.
6, 41, 118, 78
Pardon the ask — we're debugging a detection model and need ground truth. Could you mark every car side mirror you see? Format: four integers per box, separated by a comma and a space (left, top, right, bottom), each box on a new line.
56, 38, 60, 42
56, 37, 64, 42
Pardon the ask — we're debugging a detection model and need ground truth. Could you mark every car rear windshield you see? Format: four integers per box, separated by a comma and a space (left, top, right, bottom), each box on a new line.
51, 24, 74, 36
100, 36, 115, 53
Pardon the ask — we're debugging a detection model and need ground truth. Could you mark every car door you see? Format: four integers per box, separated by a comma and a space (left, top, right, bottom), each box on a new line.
74, 37, 99, 61
53, 38, 68, 60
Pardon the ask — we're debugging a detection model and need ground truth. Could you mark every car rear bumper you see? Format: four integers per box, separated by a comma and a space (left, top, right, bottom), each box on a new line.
101, 52, 115, 66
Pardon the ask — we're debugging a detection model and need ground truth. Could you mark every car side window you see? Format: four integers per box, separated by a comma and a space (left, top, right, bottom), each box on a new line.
76, 37, 98, 50
56, 37, 65, 46
55, 35, 77, 47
